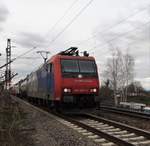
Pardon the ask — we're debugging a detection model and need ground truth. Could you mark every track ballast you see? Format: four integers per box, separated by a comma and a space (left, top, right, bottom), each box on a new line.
54, 112, 150, 146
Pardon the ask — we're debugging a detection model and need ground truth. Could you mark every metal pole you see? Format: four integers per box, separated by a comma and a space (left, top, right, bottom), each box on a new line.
5, 39, 11, 90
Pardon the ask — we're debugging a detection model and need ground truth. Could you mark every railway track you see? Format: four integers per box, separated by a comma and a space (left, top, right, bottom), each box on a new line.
12, 96, 150, 146
99, 106, 150, 120
54, 112, 150, 146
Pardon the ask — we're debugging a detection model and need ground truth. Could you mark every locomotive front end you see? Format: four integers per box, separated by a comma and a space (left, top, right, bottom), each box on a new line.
60, 56, 100, 107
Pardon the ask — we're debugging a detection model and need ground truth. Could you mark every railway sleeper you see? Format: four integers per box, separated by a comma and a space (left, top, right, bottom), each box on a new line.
84, 120, 100, 124
82, 132, 93, 136
101, 142, 116, 146
64, 123, 115, 145
102, 128, 120, 132
96, 126, 115, 130
94, 138, 116, 146
94, 138, 106, 143
87, 135, 99, 139
115, 133, 135, 138
87, 122, 104, 126
132, 140, 150, 145
123, 136, 145, 142
110, 130, 128, 135
89, 123, 109, 127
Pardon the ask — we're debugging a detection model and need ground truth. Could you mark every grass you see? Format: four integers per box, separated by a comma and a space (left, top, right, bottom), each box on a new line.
0, 91, 34, 146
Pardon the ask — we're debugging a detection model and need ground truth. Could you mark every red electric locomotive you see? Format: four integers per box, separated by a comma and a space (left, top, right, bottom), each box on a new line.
50, 47, 100, 107
19, 47, 100, 108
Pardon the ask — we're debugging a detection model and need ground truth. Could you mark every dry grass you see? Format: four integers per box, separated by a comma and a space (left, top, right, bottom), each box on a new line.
0, 91, 34, 146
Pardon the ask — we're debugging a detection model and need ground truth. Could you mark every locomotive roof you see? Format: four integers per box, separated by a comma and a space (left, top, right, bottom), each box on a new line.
27, 51, 96, 74
48, 54, 95, 62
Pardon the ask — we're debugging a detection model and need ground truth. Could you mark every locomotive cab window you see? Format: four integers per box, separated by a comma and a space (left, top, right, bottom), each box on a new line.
79, 60, 96, 73
61, 59, 97, 77
61, 60, 79, 73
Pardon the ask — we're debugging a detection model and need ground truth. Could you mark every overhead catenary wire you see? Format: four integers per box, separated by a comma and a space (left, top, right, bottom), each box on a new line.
2, 1, 149, 63
1, 0, 80, 66
1, 1, 148, 67
88, 20, 150, 52
12, 0, 148, 62
10, 1, 79, 58
0, 46, 37, 69
8, 0, 95, 76
13, 46, 37, 61
65, 3, 150, 46
45, 0, 80, 37
46, 0, 94, 48
1, 0, 94, 67
90, 21, 150, 58
5, 1, 149, 79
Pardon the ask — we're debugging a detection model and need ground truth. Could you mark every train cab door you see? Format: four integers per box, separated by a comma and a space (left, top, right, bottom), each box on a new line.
47, 63, 54, 100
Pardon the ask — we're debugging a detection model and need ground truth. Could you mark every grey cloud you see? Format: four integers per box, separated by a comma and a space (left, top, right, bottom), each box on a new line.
16, 32, 48, 48
124, 20, 150, 42
131, 48, 149, 58
0, 5, 9, 23
0, 5, 9, 32
0, 27, 2, 32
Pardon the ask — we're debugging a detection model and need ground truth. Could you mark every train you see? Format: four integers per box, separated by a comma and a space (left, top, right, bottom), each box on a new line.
119, 102, 146, 111
119, 102, 150, 114
12, 47, 100, 109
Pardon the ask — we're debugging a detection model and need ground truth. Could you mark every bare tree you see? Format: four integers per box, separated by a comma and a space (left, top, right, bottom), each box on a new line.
133, 81, 144, 96
122, 52, 134, 101
104, 48, 134, 105
104, 48, 122, 105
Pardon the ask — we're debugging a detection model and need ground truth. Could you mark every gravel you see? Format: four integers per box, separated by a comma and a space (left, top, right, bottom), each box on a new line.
13, 96, 101, 146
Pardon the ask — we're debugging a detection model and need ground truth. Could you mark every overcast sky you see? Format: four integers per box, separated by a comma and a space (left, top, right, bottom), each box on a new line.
0, 0, 150, 90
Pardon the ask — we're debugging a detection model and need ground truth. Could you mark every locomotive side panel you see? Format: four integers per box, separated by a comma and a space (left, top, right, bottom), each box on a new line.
27, 64, 55, 101
36, 68, 47, 99
15, 48, 100, 108
20, 79, 28, 97
47, 62, 55, 100
27, 72, 38, 98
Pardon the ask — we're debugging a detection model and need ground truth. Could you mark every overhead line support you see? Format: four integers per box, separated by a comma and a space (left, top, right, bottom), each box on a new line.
5, 39, 11, 89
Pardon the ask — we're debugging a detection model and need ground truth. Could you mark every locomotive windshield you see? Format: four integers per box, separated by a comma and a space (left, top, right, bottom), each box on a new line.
61, 59, 97, 74
61, 60, 79, 73
79, 60, 96, 73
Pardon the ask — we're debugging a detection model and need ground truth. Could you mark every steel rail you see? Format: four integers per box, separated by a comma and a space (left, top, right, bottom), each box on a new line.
78, 113, 150, 139
99, 106, 150, 120
12, 96, 150, 145
54, 112, 136, 146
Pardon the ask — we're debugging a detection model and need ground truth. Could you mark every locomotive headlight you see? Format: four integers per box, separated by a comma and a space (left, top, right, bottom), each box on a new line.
64, 88, 71, 93
64, 88, 68, 92
90, 88, 97, 93
93, 88, 97, 92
